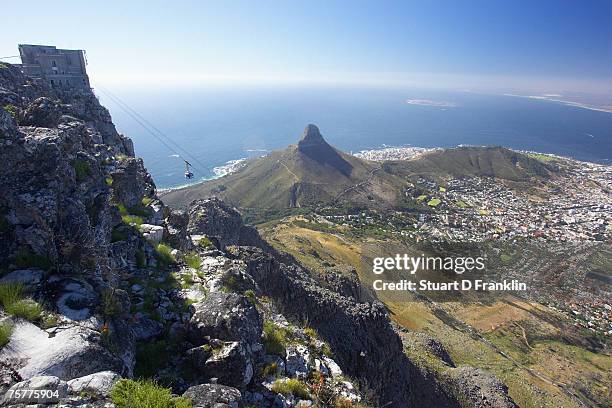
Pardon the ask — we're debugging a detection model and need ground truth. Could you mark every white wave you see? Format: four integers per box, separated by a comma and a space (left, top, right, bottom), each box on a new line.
212, 158, 247, 178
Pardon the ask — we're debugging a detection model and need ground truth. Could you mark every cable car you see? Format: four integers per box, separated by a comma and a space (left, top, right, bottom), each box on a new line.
184, 161, 194, 179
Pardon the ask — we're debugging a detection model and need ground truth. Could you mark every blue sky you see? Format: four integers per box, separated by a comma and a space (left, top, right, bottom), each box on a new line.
2, 0, 611, 94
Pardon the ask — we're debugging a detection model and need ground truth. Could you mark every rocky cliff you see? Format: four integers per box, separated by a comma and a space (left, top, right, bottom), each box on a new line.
0, 63, 517, 408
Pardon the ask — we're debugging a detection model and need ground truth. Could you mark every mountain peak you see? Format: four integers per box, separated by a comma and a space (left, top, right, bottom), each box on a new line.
296, 124, 353, 176
299, 124, 325, 145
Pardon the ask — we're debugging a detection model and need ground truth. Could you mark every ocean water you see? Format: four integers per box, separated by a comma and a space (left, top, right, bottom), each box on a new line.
97, 86, 612, 189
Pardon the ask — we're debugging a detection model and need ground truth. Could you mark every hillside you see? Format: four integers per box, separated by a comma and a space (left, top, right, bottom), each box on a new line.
161, 124, 405, 210
389, 145, 557, 181
161, 127, 556, 213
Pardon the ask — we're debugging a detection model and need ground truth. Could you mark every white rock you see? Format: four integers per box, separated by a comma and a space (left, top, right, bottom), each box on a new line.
67, 371, 121, 397
0, 320, 124, 380
285, 345, 310, 379
322, 356, 343, 377
139, 224, 164, 243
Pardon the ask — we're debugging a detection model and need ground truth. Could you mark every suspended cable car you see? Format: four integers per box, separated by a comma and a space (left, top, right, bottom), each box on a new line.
184, 160, 194, 179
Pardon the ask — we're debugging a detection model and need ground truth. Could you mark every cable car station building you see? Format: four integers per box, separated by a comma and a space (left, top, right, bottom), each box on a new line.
17, 44, 90, 90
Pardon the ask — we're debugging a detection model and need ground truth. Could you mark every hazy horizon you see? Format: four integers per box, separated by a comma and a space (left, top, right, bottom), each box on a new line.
2, 1, 611, 104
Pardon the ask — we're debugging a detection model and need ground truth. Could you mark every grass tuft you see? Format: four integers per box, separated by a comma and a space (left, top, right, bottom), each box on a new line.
184, 252, 201, 270
0, 283, 23, 307
156, 244, 176, 266
262, 321, 292, 356
0, 321, 14, 347
6, 299, 42, 321
110, 379, 192, 408
0, 283, 42, 322
271, 378, 310, 399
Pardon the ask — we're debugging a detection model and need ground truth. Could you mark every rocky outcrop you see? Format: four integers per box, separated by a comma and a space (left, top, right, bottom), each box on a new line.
445, 367, 519, 408
189, 292, 262, 346
183, 383, 242, 408
0, 64, 148, 397
187, 199, 412, 407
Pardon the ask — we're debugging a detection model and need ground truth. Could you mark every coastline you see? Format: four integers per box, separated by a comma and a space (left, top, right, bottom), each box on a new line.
157, 144, 610, 195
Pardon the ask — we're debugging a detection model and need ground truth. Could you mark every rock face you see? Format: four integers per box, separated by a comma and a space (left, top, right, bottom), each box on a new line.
0, 64, 144, 396
297, 124, 352, 177
188, 198, 245, 249
189, 292, 263, 346
188, 199, 413, 407
445, 367, 519, 408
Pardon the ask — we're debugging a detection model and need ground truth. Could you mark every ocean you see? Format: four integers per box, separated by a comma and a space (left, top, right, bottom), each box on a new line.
97, 85, 612, 189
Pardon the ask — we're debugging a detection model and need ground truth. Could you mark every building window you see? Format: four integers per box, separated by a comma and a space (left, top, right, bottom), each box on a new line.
52, 60, 57, 67
50, 79, 55, 86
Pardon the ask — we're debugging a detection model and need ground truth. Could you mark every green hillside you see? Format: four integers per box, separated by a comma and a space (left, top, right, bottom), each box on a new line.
161, 128, 556, 212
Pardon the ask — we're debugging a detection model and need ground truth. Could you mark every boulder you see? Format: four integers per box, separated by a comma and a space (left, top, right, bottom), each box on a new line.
187, 198, 243, 249
111, 157, 155, 209
0, 321, 126, 381
203, 341, 253, 388
182, 383, 242, 408
139, 223, 164, 244
404, 332, 455, 367
164, 209, 189, 249
131, 315, 163, 341
0, 268, 44, 286
66, 370, 120, 397
285, 345, 310, 379
188, 292, 262, 346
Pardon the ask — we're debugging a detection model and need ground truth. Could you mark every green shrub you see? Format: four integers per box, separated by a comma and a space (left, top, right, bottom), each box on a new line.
122, 214, 144, 226
141, 197, 154, 206
427, 198, 441, 207
110, 379, 192, 408
101, 290, 121, 318
262, 321, 291, 356
260, 361, 278, 378
2, 104, 17, 119
0, 63, 8, 69
105, 176, 113, 186
6, 299, 42, 321
155, 244, 176, 266
184, 252, 201, 270
73, 159, 92, 182
196, 236, 213, 250
244, 289, 256, 304
0, 322, 13, 347
271, 378, 310, 399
